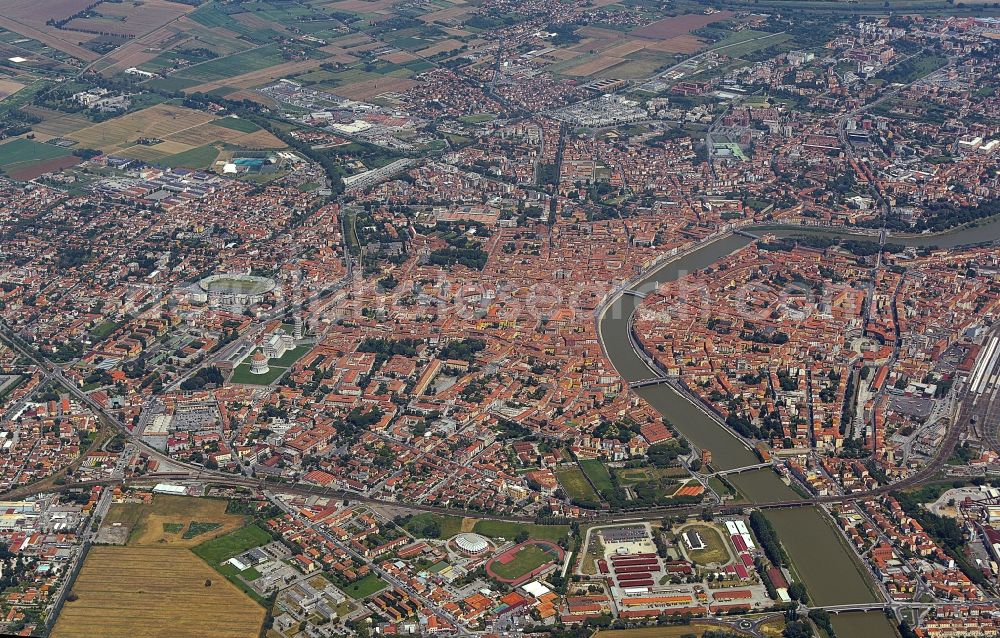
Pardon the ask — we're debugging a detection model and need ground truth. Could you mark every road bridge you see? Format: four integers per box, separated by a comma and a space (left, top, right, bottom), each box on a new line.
710, 462, 773, 477
733, 229, 761, 240
621, 289, 646, 299
630, 376, 672, 388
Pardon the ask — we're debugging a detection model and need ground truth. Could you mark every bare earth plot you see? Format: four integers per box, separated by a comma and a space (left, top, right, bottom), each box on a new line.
336, 76, 418, 100
631, 12, 735, 40
0, 79, 25, 100
51, 546, 265, 638
64, 0, 193, 39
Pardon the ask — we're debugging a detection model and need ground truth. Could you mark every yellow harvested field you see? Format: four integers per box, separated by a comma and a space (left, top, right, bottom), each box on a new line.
52, 546, 265, 638
67, 104, 216, 153
383, 50, 419, 64
602, 40, 649, 57
104, 494, 246, 548
165, 122, 285, 149
417, 38, 464, 56
0, 79, 25, 100
23, 107, 92, 139
419, 5, 472, 23
337, 77, 417, 100
565, 56, 625, 77
646, 34, 705, 54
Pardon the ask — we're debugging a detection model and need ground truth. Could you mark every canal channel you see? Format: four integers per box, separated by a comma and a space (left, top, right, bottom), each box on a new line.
596, 219, 1000, 633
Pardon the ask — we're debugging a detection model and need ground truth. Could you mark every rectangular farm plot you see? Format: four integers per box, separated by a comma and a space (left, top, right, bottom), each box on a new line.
51, 546, 265, 638
0, 138, 71, 167
67, 104, 216, 153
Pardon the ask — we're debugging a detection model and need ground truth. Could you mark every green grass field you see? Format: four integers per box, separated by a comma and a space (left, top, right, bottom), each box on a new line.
161, 144, 220, 169
341, 573, 388, 599
0, 138, 70, 167
473, 520, 570, 543
489, 545, 553, 580
555, 465, 600, 504
404, 513, 464, 539
230, 346, 309, 385
176, 44, 293, 82
579, 459, 614, 491
192, 524, 271, 565
212, 117, 262, 133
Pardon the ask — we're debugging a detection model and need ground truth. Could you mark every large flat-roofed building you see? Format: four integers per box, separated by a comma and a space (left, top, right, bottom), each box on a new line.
601, 526, 648, 543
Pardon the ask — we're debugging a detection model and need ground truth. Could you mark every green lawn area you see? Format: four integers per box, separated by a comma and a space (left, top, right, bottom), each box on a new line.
231, 345, 310, 386
489, 545, 553, 580
269, 345, 310, 368
0, 138, 70, 168
193, 523, 272, 606
682, 524, 731, 566
579, 459, 614, 491
162, 522, 184, 534
160, 144, 220, 169
213, 117, 262, 133
230, 362, 286, 385
473, 520, 570, 543
340, 573, 388, 599
192, 523, 271, 565
176, 44, 292, 82
555, 465, 600, 504
404, 513, 464, 539
90, 320, 120, 339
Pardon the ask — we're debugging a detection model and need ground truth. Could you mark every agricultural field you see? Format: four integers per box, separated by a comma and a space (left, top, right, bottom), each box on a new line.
61, 103, 284, 165
51, 546, 265, 638
101, 495, 246, 547
62, 0, 194, 39
0, 138, 70, 166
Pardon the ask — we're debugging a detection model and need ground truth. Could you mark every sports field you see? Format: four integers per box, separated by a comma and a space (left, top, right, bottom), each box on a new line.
485, 540, 564, 584
489, 545, 552, 580
51, 546, 265, 638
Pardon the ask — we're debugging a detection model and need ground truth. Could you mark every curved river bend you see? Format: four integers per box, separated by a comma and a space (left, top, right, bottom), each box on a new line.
597, 220, 1000, 634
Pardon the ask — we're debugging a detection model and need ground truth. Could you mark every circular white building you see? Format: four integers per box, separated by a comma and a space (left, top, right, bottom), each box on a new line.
454, 533, 490, 556
249, 351, 270, 375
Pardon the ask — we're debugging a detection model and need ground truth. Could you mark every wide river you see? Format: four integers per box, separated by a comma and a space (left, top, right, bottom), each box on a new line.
596, 218, 1000, 635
